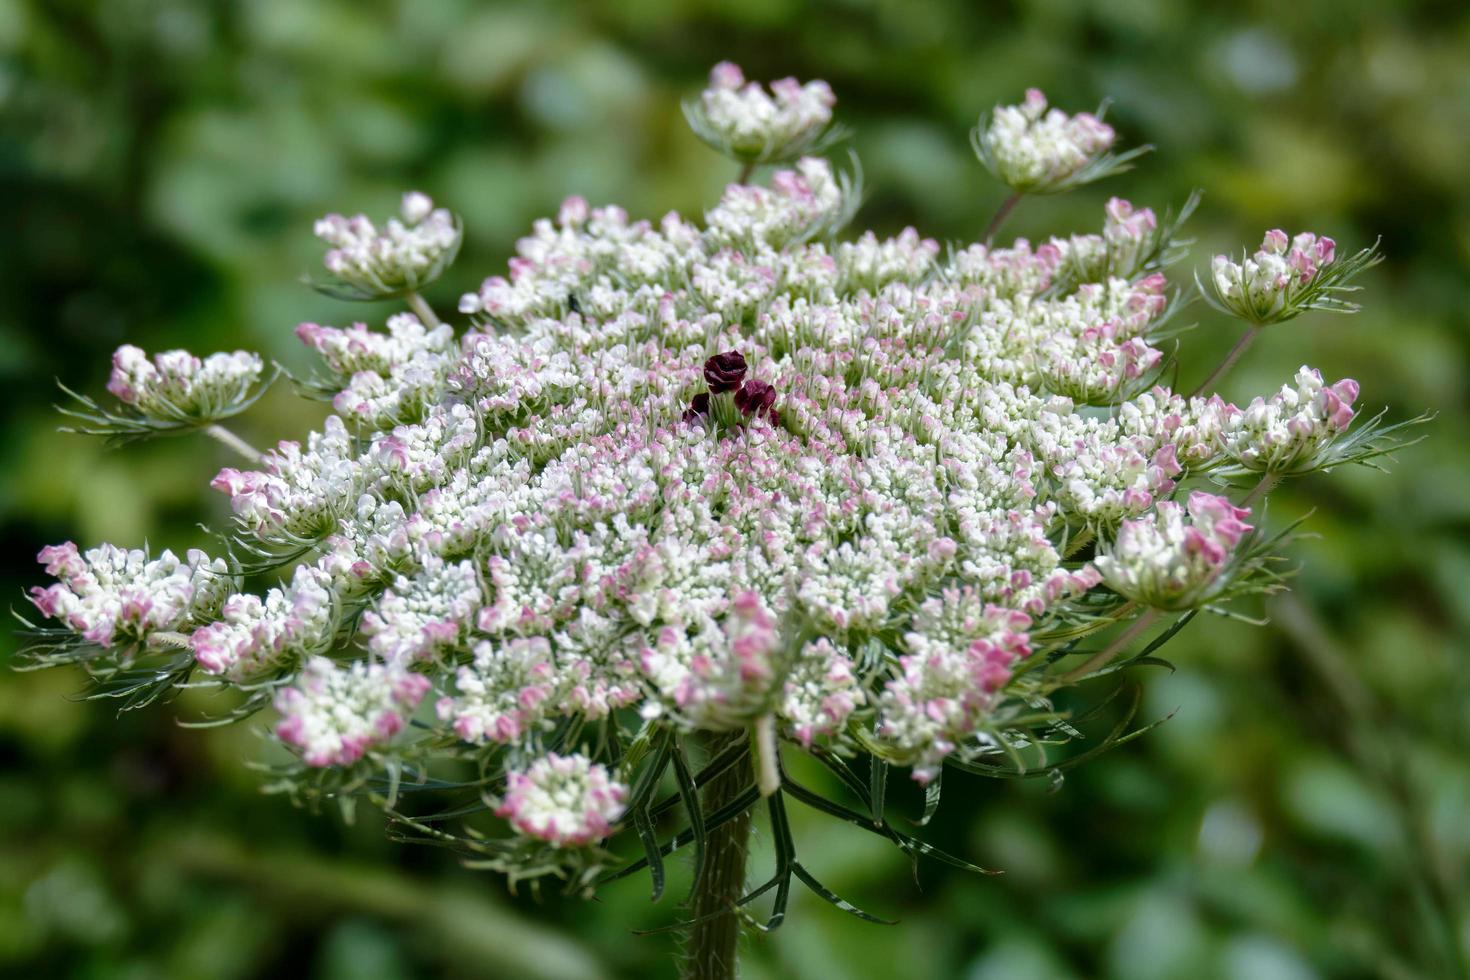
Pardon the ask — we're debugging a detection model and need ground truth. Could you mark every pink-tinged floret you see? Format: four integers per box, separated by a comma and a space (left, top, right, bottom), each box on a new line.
496, 753, 628, 848
275, 657, 430, 767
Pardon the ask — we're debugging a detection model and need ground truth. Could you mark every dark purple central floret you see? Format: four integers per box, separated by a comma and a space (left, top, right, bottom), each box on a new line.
704, 350, 747, 394
681, 391, 711, 424
734, 378, 777, 417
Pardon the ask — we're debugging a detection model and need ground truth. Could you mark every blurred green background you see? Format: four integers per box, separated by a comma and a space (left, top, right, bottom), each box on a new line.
2, 1, 1468, 977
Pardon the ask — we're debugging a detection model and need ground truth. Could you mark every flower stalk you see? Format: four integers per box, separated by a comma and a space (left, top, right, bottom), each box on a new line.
684, 731, 754, 980
1190, 325, 1259, 397
406, 290, 441, 327
204, 423, 263, 464
1061, 608, 1160, 683
982, 191, 1021, 246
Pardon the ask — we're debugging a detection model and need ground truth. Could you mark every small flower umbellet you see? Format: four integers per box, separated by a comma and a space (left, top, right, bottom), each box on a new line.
496, 753, 628, 848
57, 344, 274, 447
1051, 194, 1200, 289
16, 61, 1425, 976
275, 655, 432, 767
683, 62, 842, 166
310, 192, 462, 301
1204, 228, 1383, 325
107, 345, 264, 419
1093, 491, 1254, 611
28, 543, 231, 649
972, 88, 1150, 195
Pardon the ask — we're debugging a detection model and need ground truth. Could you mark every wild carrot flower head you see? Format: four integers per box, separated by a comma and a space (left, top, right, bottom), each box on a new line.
20, 63, 1417, 908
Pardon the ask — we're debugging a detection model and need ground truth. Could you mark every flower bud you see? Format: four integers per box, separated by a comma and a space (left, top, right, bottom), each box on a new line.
975, 88, 1135, 195
311, 192, 462, 300
684, 63, 839, 165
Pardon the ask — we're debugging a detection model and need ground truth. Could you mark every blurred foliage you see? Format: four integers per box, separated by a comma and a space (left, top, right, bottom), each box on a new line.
2, 0, 1468, 977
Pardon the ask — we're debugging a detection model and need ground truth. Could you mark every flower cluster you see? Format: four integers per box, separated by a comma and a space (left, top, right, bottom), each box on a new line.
684, 62, 838, 164
312, 192, 461, 299
23, 65, 1406, 908
275, 656, 432, 767
878, 594, 1035, 782
1053, 197, 1173, 285
29, 543, 230, 649
1094, 492, 1253, 610
191, 565, 337, 679
104, 345, 265, 423
296, 313, 458, 427
496, 753, 627, 848
212, 415, 359, 544
1219, 366, 1360, 474
1207, 229, 1381, 324
974, 88, 1140, 194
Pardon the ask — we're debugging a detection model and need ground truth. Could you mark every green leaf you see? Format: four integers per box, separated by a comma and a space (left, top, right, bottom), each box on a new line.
868, 758, 888, 828
670, 740, 708, 897
601, 785, 760, 885
648, 735, 748, 819
631, 806, 664, 903
793, 863, 898, 924
911, 771, 942, 827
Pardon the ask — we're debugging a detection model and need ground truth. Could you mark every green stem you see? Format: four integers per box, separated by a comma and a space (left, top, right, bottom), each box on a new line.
982, 191, 1022, 246
683, 731, 753, 980
204, 423, 263, 464
1061, 608, 1160, 683
735, 161, 755, 186
406, 290, 441, 327
1238, 471, 1282, 509
1189, 325, 1259, 398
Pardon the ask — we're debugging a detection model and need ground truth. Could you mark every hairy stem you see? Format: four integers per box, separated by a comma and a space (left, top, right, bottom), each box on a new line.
1239, 471, 1282, 508
1189, 325, 1259, 398
1062, 608, 1160, 683
683, 731, 753, 980
982, 191, 1022, 246
204, 424, 263, 464
406, 291, 441, 327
